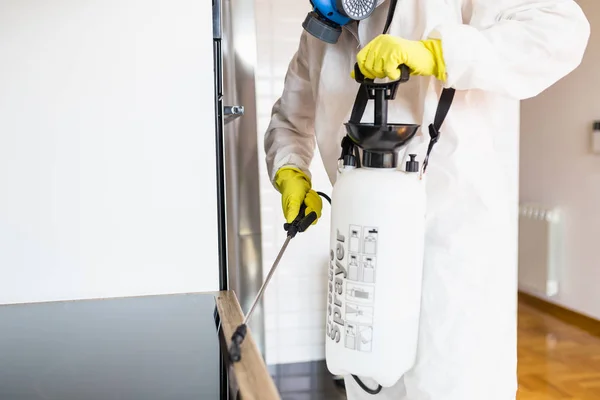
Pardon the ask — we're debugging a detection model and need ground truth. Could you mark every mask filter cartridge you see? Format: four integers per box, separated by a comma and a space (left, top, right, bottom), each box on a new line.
303, 0, 377, 44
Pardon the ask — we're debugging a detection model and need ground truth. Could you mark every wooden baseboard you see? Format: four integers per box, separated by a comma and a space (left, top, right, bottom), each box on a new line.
518, 291, 600, 337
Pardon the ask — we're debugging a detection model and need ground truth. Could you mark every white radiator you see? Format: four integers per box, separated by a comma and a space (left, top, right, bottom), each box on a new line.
518, 204, 563, 297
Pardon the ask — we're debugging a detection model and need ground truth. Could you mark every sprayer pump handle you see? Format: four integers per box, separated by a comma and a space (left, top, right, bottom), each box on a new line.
352, 63, 410, 85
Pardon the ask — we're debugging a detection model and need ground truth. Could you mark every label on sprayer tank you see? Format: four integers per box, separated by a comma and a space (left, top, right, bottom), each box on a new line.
327, 224, 379, 353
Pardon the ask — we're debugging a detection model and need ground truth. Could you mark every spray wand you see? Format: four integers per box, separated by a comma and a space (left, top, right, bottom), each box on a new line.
228, 192, 331, 362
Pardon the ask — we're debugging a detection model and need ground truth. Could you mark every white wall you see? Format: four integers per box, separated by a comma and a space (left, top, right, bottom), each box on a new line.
520, 0, 599, 319
254, 0, 332, 365
0, 0, 220, 304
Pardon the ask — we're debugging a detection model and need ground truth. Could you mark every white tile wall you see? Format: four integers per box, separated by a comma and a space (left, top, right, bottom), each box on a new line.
254, 0, 333, 365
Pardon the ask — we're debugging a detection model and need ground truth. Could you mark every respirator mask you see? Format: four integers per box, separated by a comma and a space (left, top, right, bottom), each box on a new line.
303, 0, 382, 44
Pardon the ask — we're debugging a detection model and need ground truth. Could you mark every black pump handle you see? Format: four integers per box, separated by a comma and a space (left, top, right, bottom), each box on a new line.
353, 63, 410, 84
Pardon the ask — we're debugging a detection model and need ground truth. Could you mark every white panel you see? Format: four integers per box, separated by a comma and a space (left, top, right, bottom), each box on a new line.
0, 0, 219, 304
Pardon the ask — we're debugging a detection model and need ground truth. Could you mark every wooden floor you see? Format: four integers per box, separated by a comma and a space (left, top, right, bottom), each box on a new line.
517, 302, 600, 399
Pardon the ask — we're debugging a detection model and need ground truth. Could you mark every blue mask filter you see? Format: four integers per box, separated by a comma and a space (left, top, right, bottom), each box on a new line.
303, 0, 377, 44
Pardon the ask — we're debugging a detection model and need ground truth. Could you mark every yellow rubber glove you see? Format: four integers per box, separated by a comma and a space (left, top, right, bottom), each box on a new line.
274, 166, 322, 225
353, 35, 446, 81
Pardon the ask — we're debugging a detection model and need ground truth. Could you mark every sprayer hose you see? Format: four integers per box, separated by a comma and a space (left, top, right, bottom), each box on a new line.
316, 191, 331, 205
352, 375, 383, 395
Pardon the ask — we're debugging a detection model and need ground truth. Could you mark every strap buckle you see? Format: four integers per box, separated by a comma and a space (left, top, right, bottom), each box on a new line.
422, 123, 440, 174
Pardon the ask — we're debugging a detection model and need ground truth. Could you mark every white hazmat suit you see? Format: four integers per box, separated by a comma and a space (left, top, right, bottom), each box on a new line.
264, 0, 589, 399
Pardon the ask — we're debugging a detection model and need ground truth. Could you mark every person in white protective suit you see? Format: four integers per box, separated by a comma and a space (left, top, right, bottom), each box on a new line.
264, 0, 590, 399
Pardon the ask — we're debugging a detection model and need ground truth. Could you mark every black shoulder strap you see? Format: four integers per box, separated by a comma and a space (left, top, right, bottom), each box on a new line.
422, 87, 455, 173
382, 0, 399, 35
349, 85, 369, 124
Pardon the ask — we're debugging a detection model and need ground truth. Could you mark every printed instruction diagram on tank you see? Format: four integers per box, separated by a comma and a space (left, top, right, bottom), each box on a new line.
348, 226, 378, 284
344, 225, 379, 353
346, 283, 374, 302
345, 323, 373, 352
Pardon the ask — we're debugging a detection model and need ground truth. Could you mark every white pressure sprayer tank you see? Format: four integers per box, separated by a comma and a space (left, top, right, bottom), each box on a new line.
325, 64, 427, 390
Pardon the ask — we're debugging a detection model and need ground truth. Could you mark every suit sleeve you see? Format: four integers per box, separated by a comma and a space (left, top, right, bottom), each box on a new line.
430, 0, 590, 99
264, 31, 317, 184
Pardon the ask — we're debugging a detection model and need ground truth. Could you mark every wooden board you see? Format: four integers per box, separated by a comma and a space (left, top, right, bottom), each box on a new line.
215, 291, 280, 400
